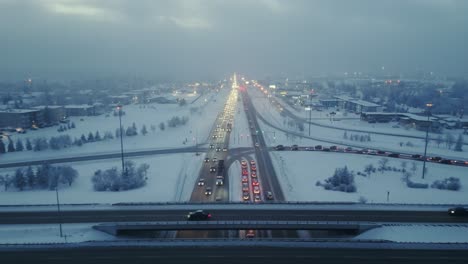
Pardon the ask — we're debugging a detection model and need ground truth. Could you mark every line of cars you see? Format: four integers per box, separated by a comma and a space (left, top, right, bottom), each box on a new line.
240, 159, 273, 202
275, 144, 468, 167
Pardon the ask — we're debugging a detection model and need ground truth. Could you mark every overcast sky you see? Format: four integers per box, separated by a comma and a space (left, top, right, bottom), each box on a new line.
1, 0, 468, 80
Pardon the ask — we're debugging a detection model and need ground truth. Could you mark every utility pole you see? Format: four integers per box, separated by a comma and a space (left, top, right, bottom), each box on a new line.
422, 103, 433, 179
55, 185, 63, 237
117, 105, 125, 175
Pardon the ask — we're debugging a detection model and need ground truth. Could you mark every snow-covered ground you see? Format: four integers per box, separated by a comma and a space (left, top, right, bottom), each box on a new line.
0, 153, 203, 205
273, 88, 465, 140
0, 223, 115, 244
270, 151, 468, 204
0, 89, 229, 164
356, 224, 468, 243
249, 87, 468, 160
228, 160, 242, 202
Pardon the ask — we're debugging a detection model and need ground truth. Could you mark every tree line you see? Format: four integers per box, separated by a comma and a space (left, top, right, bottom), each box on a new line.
0, 164, 78, 191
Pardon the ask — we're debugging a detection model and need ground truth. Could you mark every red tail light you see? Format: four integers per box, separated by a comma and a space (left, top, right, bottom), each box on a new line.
208, 214, 212, 218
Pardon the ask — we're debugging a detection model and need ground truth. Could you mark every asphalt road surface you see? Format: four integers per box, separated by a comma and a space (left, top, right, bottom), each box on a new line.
0, 146, 204, 169
1, 209, 466, 224
241, 88, 285, 201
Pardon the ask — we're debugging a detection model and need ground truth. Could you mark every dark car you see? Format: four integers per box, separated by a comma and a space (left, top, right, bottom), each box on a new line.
330, 146, 338, 151
275, 145, 285, 150
440, 159, 453, 164
448, 207, 468, 216
314, 145, 322, 150
291, 144, 299, 151
388, 153, 400, 158
429, 156, 442, 162
411, 154, 422, 159
187, 210, 212, 221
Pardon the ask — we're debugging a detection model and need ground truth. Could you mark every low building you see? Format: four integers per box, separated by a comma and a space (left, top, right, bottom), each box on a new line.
0, 109, 45, 129
334, 95, 383, 113
65, 105, 96, 116
33, 106, 66, 124
146, 96, 177, 104
109, 95, 132, 105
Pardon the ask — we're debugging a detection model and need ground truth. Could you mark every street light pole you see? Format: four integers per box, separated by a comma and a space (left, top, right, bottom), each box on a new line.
117, 105, 125, 175
55, 185, 63, 237
422, 103, 433, 179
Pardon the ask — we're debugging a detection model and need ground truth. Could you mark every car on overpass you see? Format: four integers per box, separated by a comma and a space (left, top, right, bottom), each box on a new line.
275, 145, 285, 150
448, 207, 468, 216
204, 187, 212, 196
186, 210, 211, 221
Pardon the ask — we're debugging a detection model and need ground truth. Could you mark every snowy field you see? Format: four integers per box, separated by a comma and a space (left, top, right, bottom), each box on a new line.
0, 153, 203, 205
0, 223, 115, 244
249, 88, 468, 160
0, 89, 229, 164
356, 224, 468, 243
228, 160, 242, 202
270, 151, 468, 204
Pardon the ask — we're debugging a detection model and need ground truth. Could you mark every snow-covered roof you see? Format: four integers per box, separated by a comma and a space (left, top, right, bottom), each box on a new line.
0, 108, 41, 114
33, 105, 64, 109
64, 104, 94, 109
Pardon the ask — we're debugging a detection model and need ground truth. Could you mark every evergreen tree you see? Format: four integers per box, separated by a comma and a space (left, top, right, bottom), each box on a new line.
87, 132, 95, 142
71, 122, 76, 128
25, 166, 35, 188
454, 134, 464, 152
343, 131, 348, 139
14, 168, 26, 191
15, 139, 24, 151
36, 164, 50, 189
25, 138, 32, 151
95, 131, 101, 141
80, 134, 87, 143
7, 140, 15, 152
141, 125, 148, 135
0, 139, 6, 153
159, 122, 165, 131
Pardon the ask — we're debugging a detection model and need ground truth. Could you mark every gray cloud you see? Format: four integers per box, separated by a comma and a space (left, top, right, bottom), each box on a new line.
1, 0, 467, 80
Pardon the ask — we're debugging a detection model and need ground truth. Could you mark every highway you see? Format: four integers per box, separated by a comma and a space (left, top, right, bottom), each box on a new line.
1, 245, 468, 264
2, 208, 466, 225
241, 87, 285, 201
0, 146, 204, 169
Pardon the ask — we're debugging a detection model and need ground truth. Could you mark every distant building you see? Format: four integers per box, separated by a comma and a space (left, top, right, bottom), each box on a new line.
33, 106, 66, 124
65, 105, 96, 116
0, 109, 45, 129
334, 95, 383, 113
146, 96, 177, 104
108, 95, 132, 105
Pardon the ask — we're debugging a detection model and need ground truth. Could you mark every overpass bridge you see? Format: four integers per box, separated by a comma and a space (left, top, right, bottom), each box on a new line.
93, 221, 380, 236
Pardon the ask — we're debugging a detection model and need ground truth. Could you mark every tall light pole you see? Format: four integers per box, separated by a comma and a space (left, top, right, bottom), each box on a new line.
422, 103, 433, 179
117, 105, 125, 175
55, 184, 63, 237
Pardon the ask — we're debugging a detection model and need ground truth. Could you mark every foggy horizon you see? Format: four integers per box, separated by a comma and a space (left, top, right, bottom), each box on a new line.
1, 0, 468, 81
